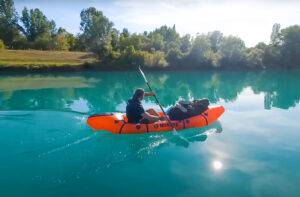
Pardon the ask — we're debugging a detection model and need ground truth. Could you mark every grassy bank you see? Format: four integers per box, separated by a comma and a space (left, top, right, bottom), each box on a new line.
0, 50, 97, 71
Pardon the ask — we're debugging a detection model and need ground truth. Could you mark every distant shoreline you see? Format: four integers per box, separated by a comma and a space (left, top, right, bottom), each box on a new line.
0, 49, 97, 72
0, 49, 298, 72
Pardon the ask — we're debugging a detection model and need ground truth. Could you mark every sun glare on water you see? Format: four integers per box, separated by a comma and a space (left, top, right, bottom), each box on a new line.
212, 160, 223, 171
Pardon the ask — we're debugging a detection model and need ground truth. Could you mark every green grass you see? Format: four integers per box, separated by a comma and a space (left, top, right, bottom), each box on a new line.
0, 49, 97, 70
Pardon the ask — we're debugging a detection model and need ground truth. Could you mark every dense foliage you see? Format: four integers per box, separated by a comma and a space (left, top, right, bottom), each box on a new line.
0, 39, 5, 49
0, 0, 299, 69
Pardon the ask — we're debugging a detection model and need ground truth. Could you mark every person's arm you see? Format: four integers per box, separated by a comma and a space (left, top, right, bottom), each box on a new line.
144, 92, 155, 97
141, 112, 167, 122
141, 112, 159, 122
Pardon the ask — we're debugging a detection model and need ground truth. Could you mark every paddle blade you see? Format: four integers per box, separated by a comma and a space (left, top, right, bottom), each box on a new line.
138, 66, 148, 83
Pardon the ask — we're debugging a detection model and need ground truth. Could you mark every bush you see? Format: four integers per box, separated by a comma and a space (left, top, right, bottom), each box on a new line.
52, 34, 70, 51
33, 34, 52, 50
134, 50, 168, 68
166, 48, 183, 67
243, 48, 265, 69
12, 35, 28, 49
0, 39, 6, 49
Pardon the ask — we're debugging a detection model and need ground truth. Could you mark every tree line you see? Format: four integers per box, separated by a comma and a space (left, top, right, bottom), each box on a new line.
0, 0, 300, 69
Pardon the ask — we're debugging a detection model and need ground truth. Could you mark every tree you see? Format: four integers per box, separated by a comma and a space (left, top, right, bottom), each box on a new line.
121, 28, 129, 37
187, 34, 212, 67
53, 35, 69, 51
52, 27, 77, 51
219, 35, 245, 68
208, 31, 223, 53
79, 7, 114, 59
280, 25, 300, 68
110, 28, 119, 51
167, 47, 183, 67
147, 33, 164, 51
20, 7, 56, 42
0, 39, 5, 49
150, 25, 180, 52
120, 33, 147, 51
12, 34, 28, 49
33, 33, 52, 50
270, 23, 281, 46
243, 47, 265, 69
73, 34, 86, 51
179, 34, 191, 53
0, 0, 19, 47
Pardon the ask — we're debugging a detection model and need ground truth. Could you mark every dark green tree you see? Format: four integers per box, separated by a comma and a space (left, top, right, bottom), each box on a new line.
150, 25, 180, 52
0, 39, 5, 49
280, 25, 300, 68
0, 0, 19, 47
179, 34, 192, 53
20, 7, 56, 43
147, 33, 164, 51
219, 35, 245, 68
208, 31, 223, 53
187, 34, 212, 68
167, 47, 184, 67
270, 23, 281, 46
79, 7, 114, 60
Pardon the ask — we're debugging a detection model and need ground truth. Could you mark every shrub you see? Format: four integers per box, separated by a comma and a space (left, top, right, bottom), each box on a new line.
12, 35, 28, 49
52, 34, 70, 51
0, 39, 6, 49
33, 34, 52, 50
133, 50, 168, 68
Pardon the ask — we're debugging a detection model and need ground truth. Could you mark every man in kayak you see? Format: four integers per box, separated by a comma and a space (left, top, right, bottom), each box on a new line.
126, 88, 165, 124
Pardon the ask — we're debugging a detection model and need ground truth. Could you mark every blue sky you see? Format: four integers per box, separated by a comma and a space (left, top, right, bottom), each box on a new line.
14, 0, 300, 47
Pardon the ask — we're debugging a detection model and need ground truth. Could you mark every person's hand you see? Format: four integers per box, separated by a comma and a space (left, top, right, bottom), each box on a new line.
145, 92, 156, 97
159, 115, 169, 121
149, 92, 156, 96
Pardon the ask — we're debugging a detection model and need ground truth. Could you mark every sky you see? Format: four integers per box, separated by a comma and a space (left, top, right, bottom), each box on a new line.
14, 0, 300, 47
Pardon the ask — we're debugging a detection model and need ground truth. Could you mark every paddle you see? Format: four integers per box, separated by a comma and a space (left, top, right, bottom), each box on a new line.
138, 66, 189, 146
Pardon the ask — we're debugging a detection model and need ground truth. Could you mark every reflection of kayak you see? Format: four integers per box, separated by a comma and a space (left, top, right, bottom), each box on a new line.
87, 106, 225, 134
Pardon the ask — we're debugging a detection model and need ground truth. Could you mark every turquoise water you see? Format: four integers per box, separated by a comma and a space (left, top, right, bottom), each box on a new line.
0, 70, 300, 197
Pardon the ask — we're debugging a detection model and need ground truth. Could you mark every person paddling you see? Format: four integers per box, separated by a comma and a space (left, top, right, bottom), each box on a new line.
126, 88, 166, 124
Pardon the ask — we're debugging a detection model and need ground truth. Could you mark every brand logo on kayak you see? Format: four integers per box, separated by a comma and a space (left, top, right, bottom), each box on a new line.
154, 123, 178, 128
136, 125, 141, 130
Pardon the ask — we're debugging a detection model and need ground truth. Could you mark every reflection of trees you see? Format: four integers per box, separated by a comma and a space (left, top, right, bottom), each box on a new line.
249, 71, 300, 109
0, 70, 299, 112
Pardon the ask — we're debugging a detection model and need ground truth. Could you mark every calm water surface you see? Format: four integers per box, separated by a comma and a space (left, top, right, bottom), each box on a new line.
0, 70, 299, 197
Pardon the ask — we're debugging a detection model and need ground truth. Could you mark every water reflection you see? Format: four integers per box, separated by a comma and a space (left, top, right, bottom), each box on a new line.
212, 160, 223, 171
1, 71, 299, 197
121, 121, 223, 159
0, 70, 299, 112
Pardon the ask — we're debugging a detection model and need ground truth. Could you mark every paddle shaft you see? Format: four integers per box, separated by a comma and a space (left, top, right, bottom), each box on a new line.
145, 82, 175, 130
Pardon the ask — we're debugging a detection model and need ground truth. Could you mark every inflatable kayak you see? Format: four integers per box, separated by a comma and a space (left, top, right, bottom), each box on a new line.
87, 106, 225, 134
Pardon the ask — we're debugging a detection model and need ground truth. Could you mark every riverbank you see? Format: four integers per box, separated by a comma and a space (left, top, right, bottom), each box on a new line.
0, 49, 298, 72
0, 49, 97, 71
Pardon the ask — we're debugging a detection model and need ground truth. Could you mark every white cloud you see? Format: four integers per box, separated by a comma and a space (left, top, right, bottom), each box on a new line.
109, 0, 300, 46
14, 0, 300, 47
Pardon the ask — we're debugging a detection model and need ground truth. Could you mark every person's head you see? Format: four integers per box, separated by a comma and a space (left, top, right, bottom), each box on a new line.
133, 88, 145, 101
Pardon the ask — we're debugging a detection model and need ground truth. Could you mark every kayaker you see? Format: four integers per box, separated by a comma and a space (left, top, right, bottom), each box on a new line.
126, 88, 166, 124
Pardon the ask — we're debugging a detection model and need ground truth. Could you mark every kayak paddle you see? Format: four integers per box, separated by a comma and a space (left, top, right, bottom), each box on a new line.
138, 66, 189, 145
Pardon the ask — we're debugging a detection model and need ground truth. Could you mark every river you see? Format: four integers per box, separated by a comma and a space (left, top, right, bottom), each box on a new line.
0, 70, 299, 196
